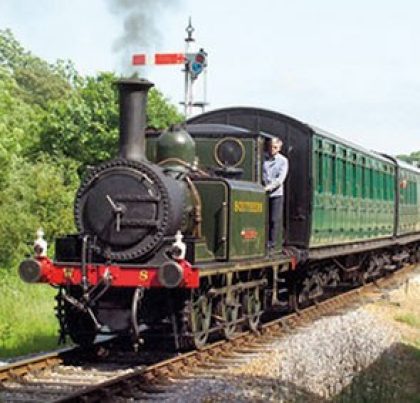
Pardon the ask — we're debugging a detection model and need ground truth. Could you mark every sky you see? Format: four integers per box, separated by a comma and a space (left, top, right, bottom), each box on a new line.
0, 0, 419, 155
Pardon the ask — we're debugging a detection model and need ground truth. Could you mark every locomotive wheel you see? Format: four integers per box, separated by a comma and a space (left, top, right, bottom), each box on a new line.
244, 287, 262, 332
190, 292, 212, 349
326, 269, 340, 288
65, 307, 97, 348
221, 292, 240, 340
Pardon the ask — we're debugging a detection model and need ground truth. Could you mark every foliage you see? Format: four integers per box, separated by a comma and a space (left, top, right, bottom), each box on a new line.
38, 72, 120, 166
397, 151, 420, 166
0, 47, 80, 267
0, 69, 32, 182
0, 28, 74, 109
147, 87, 184, 129
0, 155, 78, 267
38, 72, 183, 167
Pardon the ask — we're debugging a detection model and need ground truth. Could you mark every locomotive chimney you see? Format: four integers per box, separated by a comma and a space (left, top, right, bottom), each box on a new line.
117, 78, 154, 161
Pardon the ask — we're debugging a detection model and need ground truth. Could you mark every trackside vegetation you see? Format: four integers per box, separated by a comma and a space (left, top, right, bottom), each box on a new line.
0, 28, 182, 358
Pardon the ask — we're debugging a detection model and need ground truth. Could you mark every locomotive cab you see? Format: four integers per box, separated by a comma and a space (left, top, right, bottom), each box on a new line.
147, 124, 276, 261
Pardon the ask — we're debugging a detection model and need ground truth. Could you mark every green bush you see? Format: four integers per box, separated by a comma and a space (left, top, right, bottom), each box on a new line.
0, 155, 78, 268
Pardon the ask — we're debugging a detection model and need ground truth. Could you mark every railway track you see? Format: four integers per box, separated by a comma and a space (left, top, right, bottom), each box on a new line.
1, 263, 417, 402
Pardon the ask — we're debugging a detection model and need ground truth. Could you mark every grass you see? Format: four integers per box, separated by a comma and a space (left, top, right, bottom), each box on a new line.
408, 339, 420, 362
360, 274, 420, 402
333, 342, 420, 403
0, 269, 61, 359
395, 313, 420, 329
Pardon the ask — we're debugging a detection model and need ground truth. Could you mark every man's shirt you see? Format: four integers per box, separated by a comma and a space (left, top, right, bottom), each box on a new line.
262, 153, 289, 197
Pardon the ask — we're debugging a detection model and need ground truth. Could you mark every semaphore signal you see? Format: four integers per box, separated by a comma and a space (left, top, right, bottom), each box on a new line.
132, 53, 186, 66
132, 18, 208, 117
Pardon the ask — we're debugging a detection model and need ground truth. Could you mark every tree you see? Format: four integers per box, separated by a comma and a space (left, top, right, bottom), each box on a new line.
397, 151, 420, 166
0, 67, 38, 186
1, 30, 183, 168
0, 155, 79, 266
147, 87, 184, 129
0, 29, 73, 109
38, 72, 119, 166
39, 72, 183, 167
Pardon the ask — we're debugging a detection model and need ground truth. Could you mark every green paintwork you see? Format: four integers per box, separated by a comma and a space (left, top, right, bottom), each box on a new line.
194, 181, 229, 260
310, 134, 395, 247
398, 166, 420, 235
156, 127, 196, 164
146, 135, 261, 182
228, 180, 266, 259
191, 240, 215, 262
145, 130, 268, 264
146, 137, 157, 161
194, 138, 257, 181
194, 179, 266, 261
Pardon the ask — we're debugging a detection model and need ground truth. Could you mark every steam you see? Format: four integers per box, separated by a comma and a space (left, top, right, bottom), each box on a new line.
105, 0, 183, 73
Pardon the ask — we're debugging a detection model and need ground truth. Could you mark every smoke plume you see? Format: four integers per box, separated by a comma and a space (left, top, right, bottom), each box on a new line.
105, 0, 183, 73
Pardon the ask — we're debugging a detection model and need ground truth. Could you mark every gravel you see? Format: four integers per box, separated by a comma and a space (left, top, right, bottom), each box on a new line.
270, 310, 398, 397
411, 272, 420, 285
159, 309, 400, 402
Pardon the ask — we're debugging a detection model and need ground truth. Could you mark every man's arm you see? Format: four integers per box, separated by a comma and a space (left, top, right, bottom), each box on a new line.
266, 157, 288, 191
262, 161, 268, 186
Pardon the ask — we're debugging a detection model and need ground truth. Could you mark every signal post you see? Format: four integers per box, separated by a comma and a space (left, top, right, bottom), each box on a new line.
132, 19, 208, 118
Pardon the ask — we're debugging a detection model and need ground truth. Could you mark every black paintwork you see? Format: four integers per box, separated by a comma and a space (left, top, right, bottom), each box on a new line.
117, 79, 154, 162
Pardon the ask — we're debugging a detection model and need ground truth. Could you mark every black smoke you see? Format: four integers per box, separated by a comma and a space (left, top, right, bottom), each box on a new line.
105, 0, 184, 73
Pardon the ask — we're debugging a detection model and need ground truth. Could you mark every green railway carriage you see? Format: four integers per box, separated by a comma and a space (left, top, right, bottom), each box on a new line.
310, 127, 395, 247
396, 159, 420, 236
188, 107, 420, 260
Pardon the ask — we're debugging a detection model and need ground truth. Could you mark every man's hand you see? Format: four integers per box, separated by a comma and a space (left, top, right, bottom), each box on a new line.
265, 184, 275, 192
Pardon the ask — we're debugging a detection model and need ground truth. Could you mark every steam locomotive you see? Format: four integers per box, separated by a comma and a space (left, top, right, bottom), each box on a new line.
19, 78, 420, 350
